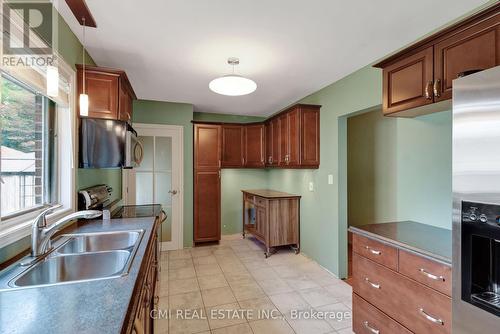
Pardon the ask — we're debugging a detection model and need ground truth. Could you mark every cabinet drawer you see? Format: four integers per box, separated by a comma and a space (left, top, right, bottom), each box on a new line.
353, 254, 451, 334
352, 234, 398, 271
399, 250, 451, 296
353, 293, 412, 334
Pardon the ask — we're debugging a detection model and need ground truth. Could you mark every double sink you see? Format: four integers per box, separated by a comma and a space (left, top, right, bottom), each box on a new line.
0, 230, 144, 289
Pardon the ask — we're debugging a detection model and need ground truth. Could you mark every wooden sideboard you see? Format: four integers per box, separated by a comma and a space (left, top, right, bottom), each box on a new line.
242, 189, 301, 257
349, 222, 452, 334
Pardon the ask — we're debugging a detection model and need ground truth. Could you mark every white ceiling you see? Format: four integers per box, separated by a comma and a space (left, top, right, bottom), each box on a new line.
57, 0, 490, 116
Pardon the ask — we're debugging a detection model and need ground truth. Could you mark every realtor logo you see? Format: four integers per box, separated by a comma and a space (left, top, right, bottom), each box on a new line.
1, 0, 56, 67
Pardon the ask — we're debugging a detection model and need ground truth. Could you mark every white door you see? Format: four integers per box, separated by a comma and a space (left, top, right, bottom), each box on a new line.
123, 124, 183, 251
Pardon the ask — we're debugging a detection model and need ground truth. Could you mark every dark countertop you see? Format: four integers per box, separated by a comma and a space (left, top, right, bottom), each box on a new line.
242, 189, 301, 198
349, 221, 452, 265
112, 204, 163, 218
0, 216, 157, 334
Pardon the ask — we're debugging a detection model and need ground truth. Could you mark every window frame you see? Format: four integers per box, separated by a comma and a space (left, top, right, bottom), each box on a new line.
0, 56, 77, 248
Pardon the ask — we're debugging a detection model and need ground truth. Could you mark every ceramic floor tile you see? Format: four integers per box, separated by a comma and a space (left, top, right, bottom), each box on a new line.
159, 278, 169, 297
237, 296, 280, 322
169, 249, 192, 260
193, 255, 218, 265
169, 291, 204, 310
197, 274, 228, 290
205, 303, 247, 329
315, 303, 353, 331
210, 322, 253, 334
285, 310, 333, 334
336, 327, 354, 334
201, 287, 236, 307
307, 272, 344, 287
258, 278, 294, 295
269, 291, 311, 317
169, 278, 200, 295
229, 281, 266, 301
190, 247, 214, 258
323, 282, 352, 301
272, 264, 303, 278
250, 267, 280, 282
283, 276, 321, 291
169, 308, 209, 334
249, 319, 295, 334
195, 264, 223, 277
224, 271, 255, 285
298, 287, 339, 308
170, 258, 194, 270
155, 318, 169, 334
169, 266, 197, 280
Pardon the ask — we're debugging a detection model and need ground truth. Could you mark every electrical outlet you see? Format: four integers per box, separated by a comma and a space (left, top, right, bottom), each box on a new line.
328, 174, 333, 184
309, 182, 314, 192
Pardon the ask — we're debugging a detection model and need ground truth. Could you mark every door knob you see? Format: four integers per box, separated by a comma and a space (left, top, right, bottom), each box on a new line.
168, 190, 178, 195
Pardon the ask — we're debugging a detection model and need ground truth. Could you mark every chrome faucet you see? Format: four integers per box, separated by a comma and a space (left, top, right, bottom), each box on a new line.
31, 206, 102, 257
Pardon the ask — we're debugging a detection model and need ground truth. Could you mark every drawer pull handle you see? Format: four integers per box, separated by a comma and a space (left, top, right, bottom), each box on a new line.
363, 321, 380, 334
419, 308, 444, 325
419, 268, 445, 281
365, 246, 382, 255
365, 277, 381, 289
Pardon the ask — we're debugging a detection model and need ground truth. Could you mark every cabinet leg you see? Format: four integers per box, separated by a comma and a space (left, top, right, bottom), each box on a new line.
242, 231, 246, 239
291, 244, 300, 254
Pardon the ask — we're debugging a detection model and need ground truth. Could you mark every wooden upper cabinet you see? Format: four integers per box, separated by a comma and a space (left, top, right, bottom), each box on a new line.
271, 118, 280, 166
77, 65, 136, 121
300, 106, 320, 167
244, 124, 265, 167
194, 124, 221, 170
221, 125, 243, 167
375, 4, 500, 117
382, 46, 434, 115
287, 108, 301, 166
278, 113, 289, 166
265, 122, 273, 166
434, 14, 500, 101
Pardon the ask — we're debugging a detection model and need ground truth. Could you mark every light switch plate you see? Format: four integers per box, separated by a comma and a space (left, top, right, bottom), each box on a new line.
309, 182, 314, 192
328, 174, 334, 184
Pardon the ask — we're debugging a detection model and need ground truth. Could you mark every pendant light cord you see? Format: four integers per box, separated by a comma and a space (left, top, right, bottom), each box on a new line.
82, 17, 86, 94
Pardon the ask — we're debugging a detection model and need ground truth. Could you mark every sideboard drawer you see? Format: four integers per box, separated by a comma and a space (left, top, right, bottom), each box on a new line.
255, 196, 267, 207
353, 253, 451, 334
399, 250, 452, 296
353, 293, 412, 334
352, 234, 398, 271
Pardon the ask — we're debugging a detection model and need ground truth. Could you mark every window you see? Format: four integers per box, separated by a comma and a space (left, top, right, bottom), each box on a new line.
0, 74, 58, 219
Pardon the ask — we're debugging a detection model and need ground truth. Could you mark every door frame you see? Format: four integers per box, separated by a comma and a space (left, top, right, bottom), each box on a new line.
124, 123, 184, 251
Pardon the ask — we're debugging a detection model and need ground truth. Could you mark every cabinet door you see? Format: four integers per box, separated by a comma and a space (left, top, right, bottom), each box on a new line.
271, 118, 280, 166
265, 122, 273, 166
194, 124, 221, 170
194, 170, 221, 242
278, 114, 289, 165
300, 106, 320, 167
434, 15, 500, 101
244, 124, 265, 167
382, 46, 434, 115
221, 125, 243, 167
255, 205, 267, 238
118, 80, 133, 123
287, 108, 301, 166
78, 70, 119, 119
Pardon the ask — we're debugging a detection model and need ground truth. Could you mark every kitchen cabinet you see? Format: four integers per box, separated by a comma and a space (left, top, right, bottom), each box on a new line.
270, 118, 280, 166
130, 218, 160, 334
76, 65, 136, 121
221, 125, 244, 167
278, 113, 288, 166
375, 4, 500, 117
350, 226, 452, 334
242, 189, 300, 257
265, 121, 273, 165
300, 105, 320, 167
244, 124, 265, 167
194, 124, 221, 243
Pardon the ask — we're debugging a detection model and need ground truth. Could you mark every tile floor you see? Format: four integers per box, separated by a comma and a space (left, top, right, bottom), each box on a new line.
155, 234, 353, 334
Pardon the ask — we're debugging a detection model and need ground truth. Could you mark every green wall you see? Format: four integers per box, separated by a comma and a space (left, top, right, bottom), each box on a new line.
347, 109, 452, 229
193, 112, 265, 123
132, 100, 194, 247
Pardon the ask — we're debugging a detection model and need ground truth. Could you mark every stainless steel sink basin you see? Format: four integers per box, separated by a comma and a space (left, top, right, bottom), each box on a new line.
12, 250, 131, 287
56, 230, 141, 254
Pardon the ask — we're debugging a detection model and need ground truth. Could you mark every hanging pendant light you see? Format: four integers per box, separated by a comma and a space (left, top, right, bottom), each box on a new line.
209, 57, 257, 96
46, 64, 59, 97
79, 17, 89, 116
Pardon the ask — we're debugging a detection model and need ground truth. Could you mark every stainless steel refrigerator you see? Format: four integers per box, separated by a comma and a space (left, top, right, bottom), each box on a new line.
453, 65, 500, 333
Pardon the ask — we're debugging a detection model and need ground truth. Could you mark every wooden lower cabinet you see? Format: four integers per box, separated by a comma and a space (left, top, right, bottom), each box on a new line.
242, 190, 300, 257
351, 234, 452, 334
130, 220, 160, 334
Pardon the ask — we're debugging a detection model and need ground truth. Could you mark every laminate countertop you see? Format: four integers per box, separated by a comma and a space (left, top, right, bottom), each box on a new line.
242, 189, 301, 199
349, 221, 452, 265
0, 215, 159, 334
